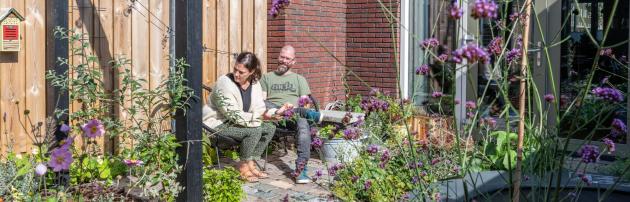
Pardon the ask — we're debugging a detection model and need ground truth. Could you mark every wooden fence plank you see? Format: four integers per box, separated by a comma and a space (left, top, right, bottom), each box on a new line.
113, 0, 132, 148
149, 0, 168, 91
0, 0, 9, 155
254, 0, 267, 72
202, 0, 216, 104
97, 0, 115, 153
242, 0, 254, 53
24, 0, 47, 153
216, 0, 229, 77
229, 0, 241, 67
131, 0, 149, 91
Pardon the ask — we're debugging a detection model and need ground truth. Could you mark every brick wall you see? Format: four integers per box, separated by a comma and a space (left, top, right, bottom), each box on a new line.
267, 0, 400, 106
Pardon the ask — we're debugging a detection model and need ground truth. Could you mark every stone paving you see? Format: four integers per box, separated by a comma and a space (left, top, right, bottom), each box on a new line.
219, 148, 337, 202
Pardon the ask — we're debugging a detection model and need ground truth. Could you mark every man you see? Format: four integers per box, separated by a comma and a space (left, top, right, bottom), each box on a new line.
260, 45, 320, 184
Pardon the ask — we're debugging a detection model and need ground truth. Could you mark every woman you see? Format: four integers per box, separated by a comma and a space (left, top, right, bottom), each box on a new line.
203, 52, 290, 182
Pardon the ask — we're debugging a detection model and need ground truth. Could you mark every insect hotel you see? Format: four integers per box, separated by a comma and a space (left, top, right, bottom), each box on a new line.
0, 8, 23, 52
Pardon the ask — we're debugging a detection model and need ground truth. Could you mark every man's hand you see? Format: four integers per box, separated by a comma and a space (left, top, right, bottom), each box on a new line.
275, 103, 294, 116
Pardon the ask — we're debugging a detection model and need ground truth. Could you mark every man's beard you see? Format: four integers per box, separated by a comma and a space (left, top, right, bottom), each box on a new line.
275, 64, 290, 75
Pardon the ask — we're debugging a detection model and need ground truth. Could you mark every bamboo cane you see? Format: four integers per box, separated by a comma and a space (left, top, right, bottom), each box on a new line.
513, 0, 533, 201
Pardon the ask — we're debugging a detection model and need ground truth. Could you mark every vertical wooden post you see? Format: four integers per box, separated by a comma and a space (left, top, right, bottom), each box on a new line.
514, 0, 533, 201
45, 0, 69, 130
174, 0, 203, 201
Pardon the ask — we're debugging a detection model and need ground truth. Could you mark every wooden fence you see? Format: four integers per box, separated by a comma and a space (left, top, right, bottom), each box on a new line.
0, 0, 267, 155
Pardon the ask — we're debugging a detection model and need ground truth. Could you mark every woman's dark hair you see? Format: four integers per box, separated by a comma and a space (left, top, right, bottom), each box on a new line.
235, 52, 262, 83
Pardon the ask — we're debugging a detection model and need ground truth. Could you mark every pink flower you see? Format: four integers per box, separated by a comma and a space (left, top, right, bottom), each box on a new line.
487, 37, 503, 55
421, 38, 439, 50
600, 48, 614, 57
123, 159, 144, 167
82, 119, 105, 138
452, 43, 490, 64
48, 148, 73, 172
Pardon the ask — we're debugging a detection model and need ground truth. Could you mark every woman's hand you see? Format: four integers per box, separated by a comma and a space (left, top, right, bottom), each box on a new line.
275, 103, 294, 116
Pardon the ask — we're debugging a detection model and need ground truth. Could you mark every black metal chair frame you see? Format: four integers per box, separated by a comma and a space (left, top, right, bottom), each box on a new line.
201, 84, 268, 170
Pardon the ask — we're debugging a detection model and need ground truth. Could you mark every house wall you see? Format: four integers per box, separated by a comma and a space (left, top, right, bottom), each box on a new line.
267, 0, 400, 106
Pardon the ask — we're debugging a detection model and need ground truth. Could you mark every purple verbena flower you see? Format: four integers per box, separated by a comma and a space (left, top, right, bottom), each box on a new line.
611, 118, 627, 138
269, 0, 291, 18
603, 138, 615, 154
82, 119, 105, 138
465, 101, 477, 109
421, 38, 440, 50
432, 91, 443, 98
431, 158, 440, 165
48, 148, 73, 172
311, 137, 323, 149
544, 94, 555, 103
351, 175, 359, 183
352, 115, 365, 127
366, 144, 379, 155
487, 37, 503, 55
471, 0, 498, 19
506, 48, 522, 64
437, 54, 449, 63
579, 145, 599, 164
452, 44, 490, 64
283, 108, 295, 119
592, 87, 624, 103
313, 169, 323, 182
297, 96, 312, 107
449, 2, 463, 20
415, 64, 430, 75
364, 180, 372, 190
600, 48, 614, 57
343, 127, 360, 140
380, 149, 390, 164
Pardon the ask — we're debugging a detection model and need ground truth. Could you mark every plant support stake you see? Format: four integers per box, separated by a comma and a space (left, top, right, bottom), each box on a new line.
514, 0, 533, 201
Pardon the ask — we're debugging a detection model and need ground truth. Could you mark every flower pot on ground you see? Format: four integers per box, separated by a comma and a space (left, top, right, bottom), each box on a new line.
321, 138, 363, 164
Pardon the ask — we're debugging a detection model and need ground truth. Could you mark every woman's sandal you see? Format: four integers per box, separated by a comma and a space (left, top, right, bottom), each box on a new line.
250, 169, 269, 179
239, 172, 259, 183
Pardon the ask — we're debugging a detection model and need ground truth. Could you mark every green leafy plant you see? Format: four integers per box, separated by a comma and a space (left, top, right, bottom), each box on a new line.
483, 131, 520, 170
203, 166, 244, 201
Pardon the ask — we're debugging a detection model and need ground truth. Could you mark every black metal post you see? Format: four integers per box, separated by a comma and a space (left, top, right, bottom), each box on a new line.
45, 0, 69, 128
174, 0, 203, 201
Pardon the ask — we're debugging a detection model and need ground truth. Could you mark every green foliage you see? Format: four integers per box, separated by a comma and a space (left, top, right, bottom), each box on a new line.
483, 131, 520, 170
70, 155, 126, 186
0, 153, 39, 200
203, 166, 244, 202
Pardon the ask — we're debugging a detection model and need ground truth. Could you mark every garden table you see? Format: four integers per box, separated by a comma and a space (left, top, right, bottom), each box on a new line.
319, 110, 364, 124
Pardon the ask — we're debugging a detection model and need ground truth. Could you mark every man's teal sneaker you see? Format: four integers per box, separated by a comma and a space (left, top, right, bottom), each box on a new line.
295, 168, 311, 184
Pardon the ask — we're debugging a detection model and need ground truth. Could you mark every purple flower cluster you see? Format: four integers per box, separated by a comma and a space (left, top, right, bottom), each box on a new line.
592, 87, 624, 103
437, 54, 449, 63
327, 163, 345, 176
600, 48, 614, 57
487, 37, 503, 55
408, 161, 424, 169
379, 149, 390, 168
579, 145, 600, 164
465, 101, 477, 109
123, 159, 144, 167
269, 0, 290, 18
421, 38, 439, 50
297, 96, 312, 107
471, 0, 498, 19
603, 138, 615, 154
311, 137, 323, 149
452, 44, 490, 64
449, 2, 463, 20
364, 180, 372, 190
506, 48, 522, 64
360, 96, 389, 113
366, 144, 379, 155
283, 108, 295, 119
611, 118, 627, 138
415, 64, 430, 75
312, 169, 323, 182
544, 94, 555, 103
432, 91, 443, 98
343, 127, 361, 140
